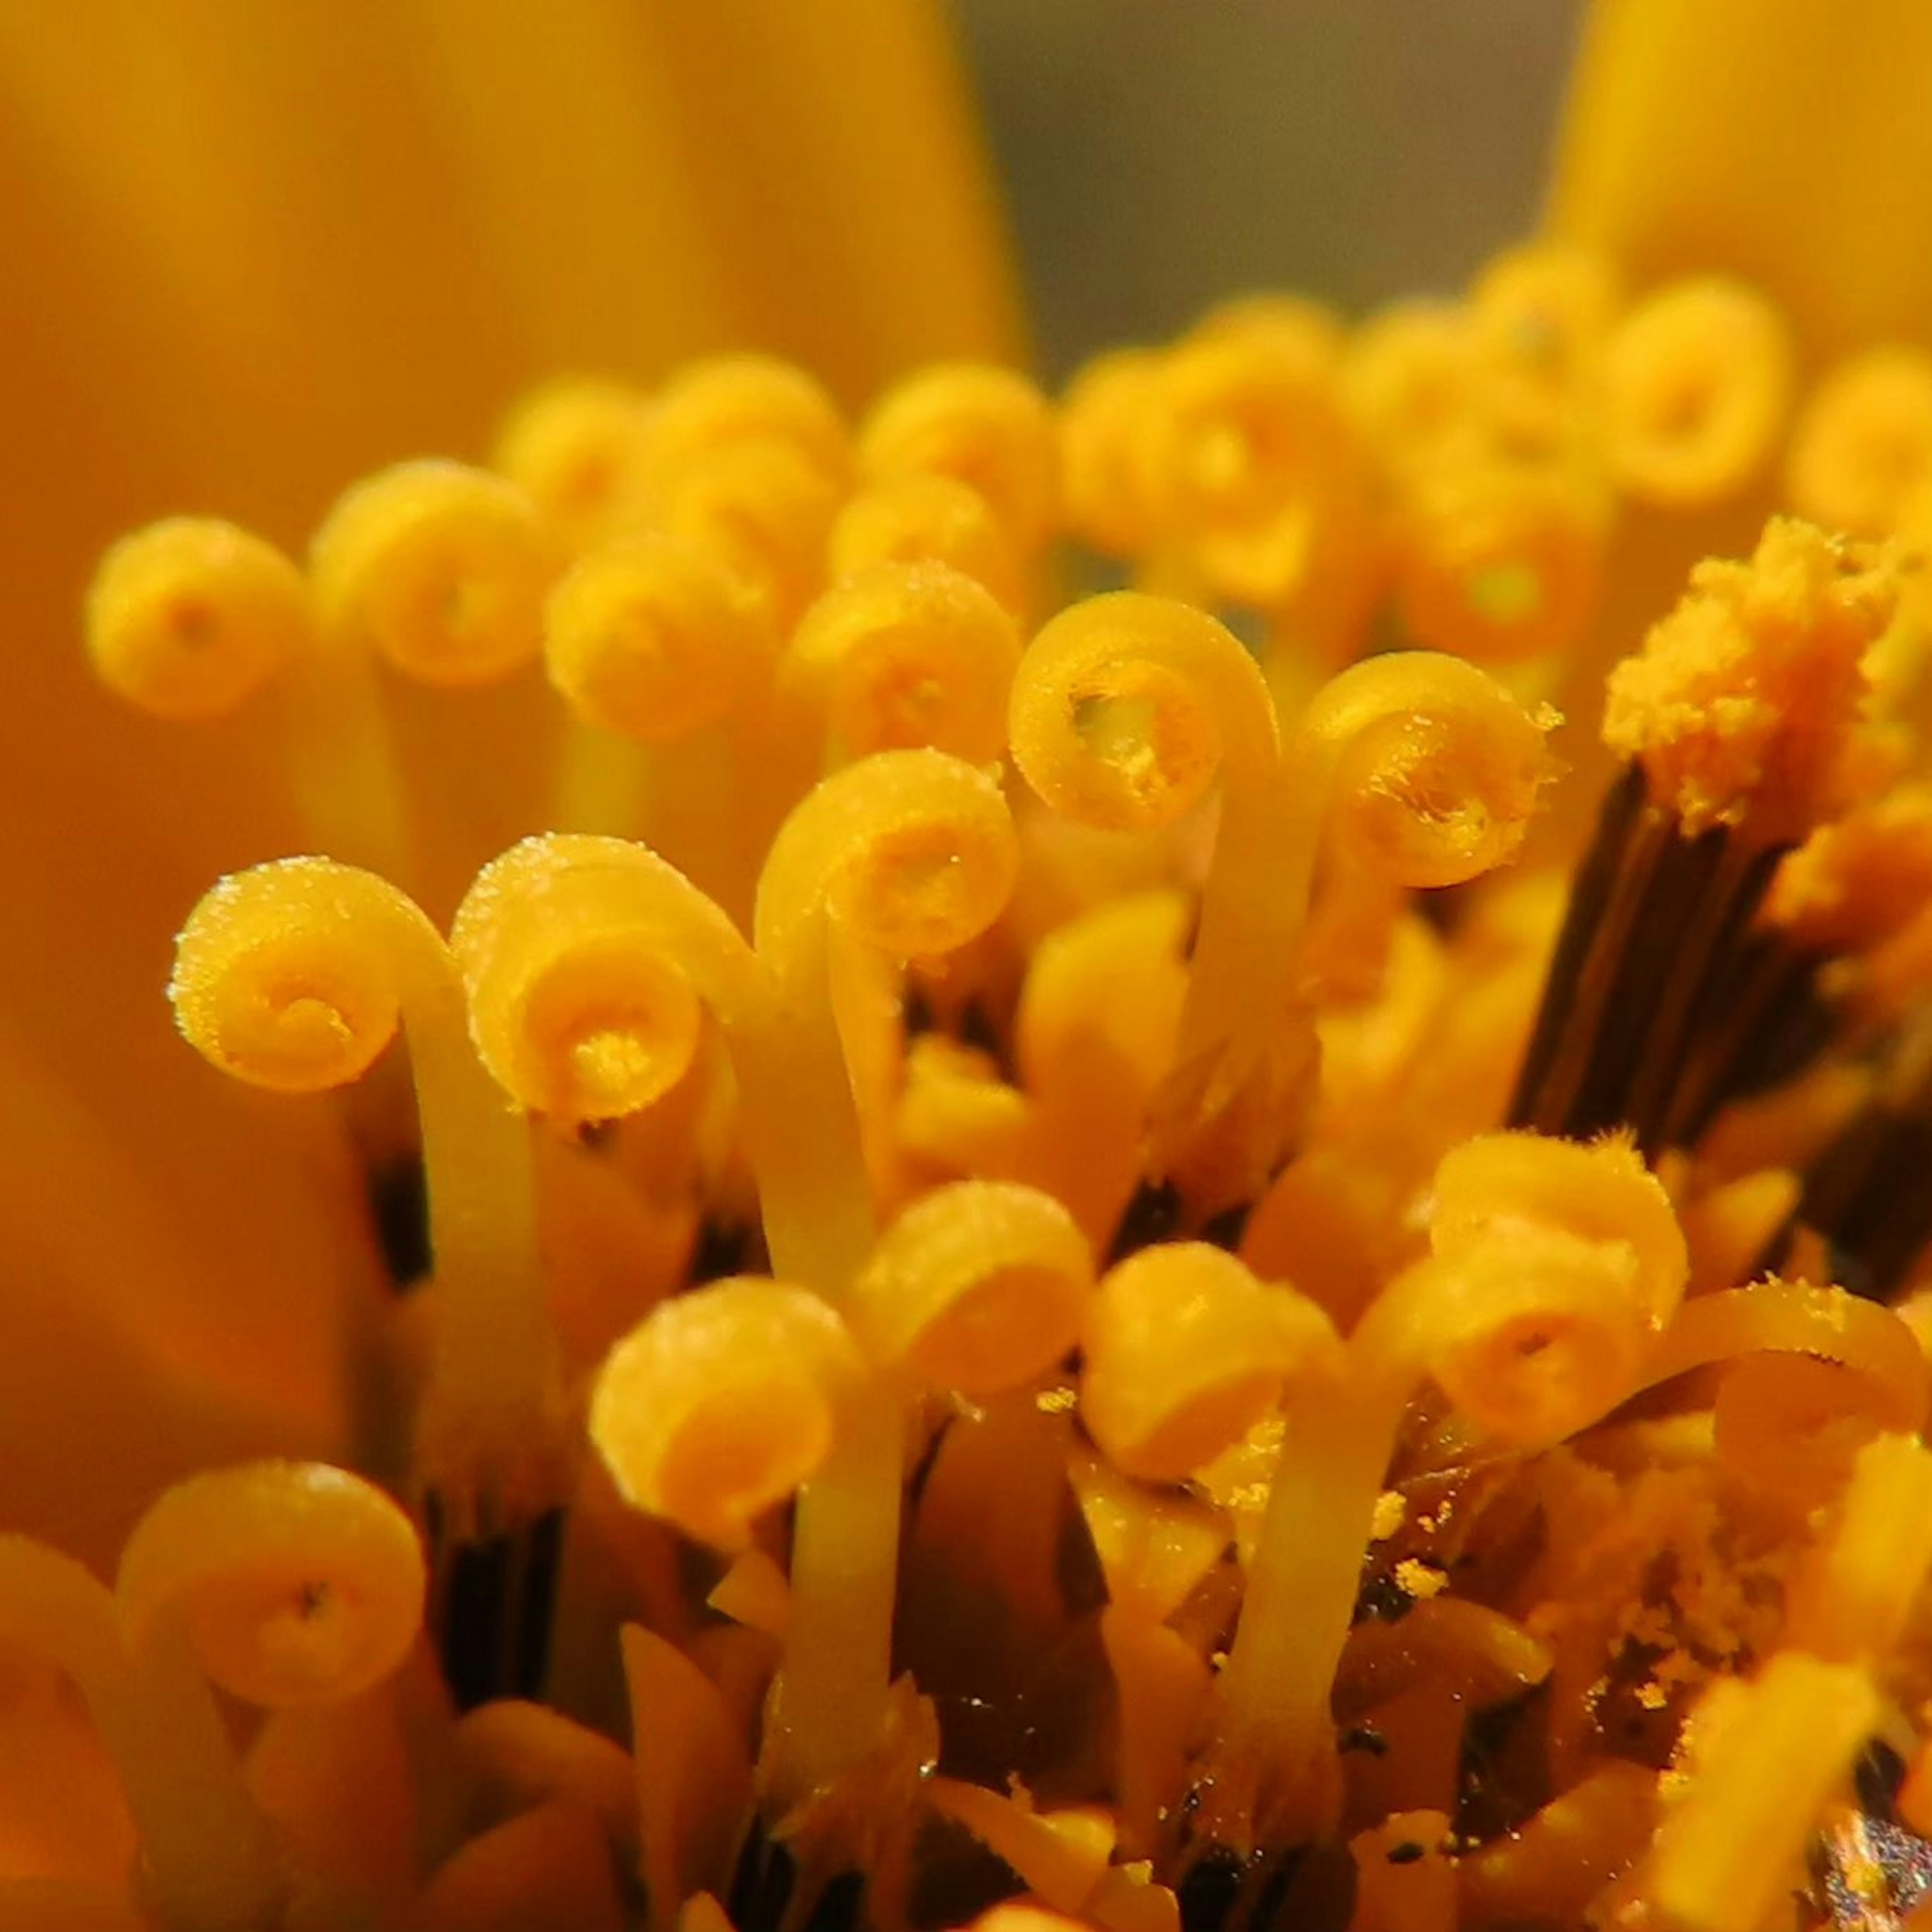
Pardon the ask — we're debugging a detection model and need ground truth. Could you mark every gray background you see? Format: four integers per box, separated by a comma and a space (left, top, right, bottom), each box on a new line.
955, 0, 1589, 376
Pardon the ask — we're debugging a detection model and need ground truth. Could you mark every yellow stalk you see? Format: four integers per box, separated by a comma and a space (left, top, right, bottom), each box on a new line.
753, 750, 1018, 1806
170, 860, 555, 1532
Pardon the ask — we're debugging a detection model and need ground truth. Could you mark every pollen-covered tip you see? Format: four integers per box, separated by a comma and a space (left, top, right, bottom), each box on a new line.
1602, 517, 1904, 843
86, 517, 310, 721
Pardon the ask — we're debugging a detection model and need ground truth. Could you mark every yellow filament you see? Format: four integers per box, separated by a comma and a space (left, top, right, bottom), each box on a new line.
589, 1277, 863, 1551
1358, 1132, 1687, 1443
85, 518, 309, 722
1166, 652, 1549, 1202
116, 1461, 424, 1710
752, 750, 1018, 1805
1392, 453, 1608, 665
1143, 318, 1370, 613
1079, 1244, 1340, 1483
1784, 1431, 1932, 1661
660, 435, 840, 631
859, 362, 1058, 556
1639, 1279, 1929, 1430
492, 378, 654, 552
311, 460, 560, 687
452, 831, 873, 1296
828, 472, 1026, 614
454, 840, 716, 1126
1644, 1654, 1877, 1932
544, 530, 775, 829
781, 561, 1021, 770
1212, 1133, 1682, 1850
1786, 345, 1932, 539
846, 1179, 1094, 1395
1600, 278, 1793, 508
641, 354, 850, 497
0, 1534, 282, 1932
1010, 592, 1275, 835
1602, 517, 1900, 841
172, 858, 553, 1521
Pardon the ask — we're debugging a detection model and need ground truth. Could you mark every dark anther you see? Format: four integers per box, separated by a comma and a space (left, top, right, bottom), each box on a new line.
426, 1502, 566, 1712
363, 1154, 431, 1292
1106, 1179, 1186, 1263
1199, 1199, 1254, 1253
690, 1217, 757, 1285
1340, 1723, 1391, 1757
1385, 1842, 1426, 1866
1765, 1092, 1932, 1299
1856, 1740, 1908, 1822
1509, 766, 1799, 1155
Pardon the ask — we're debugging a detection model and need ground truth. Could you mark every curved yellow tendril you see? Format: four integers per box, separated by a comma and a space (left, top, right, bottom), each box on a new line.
311, 460, 560, 687
0, 1531, 282, 1932
847, 1180, 1095, 1395
1209, 1133, 1683, 1853
859, 362, 1058, 557
172, 858, 555, 1525
590, 1278, 863, 1552
85, 518, 310, 723
828, 472, 1026, 615
493, 378, 654, 552
116, 1460, 424, 1711
780, 561, 1021, 771
1080, 1244, 1340, 1483
1601, 277, 1794, 508
1786, 344, 1932, 539
641, 354, 850, 498
754, 749, 1018, 1810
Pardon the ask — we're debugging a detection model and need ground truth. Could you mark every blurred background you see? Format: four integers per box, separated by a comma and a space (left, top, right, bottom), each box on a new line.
957, 0, 1586, 377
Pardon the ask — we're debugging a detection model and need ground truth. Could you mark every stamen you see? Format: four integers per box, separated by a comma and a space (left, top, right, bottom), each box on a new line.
828, 474, 1025, 617
1787, 346, 1932, 539
1513, 519, 1902, 1148
1643, 1655, 1878, 1932
170, 859, 562, 1542
753, 749, 1018, 1810
642, 355, 851, 499
1079, 1243, 1339, 1484
545, 531, 776, 836
590, 1277, 863, 1551
85, 516, 414, 880
845, 1179, 1094, 1397
310, 460, 559, 687
1601, 277, 1794, 508
0, 1531, 282, 1932
779, 561, 1021, 771
1058, 348, 1166, 560
85, 518, 307, 723
492, 377, 654, 552
1205, 1133, 1683, 1857
1391, 450, 1608, 665
859, 364, 1058, 559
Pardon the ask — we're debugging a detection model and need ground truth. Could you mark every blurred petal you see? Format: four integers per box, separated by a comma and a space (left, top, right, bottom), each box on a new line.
1551, 0, 1932, 357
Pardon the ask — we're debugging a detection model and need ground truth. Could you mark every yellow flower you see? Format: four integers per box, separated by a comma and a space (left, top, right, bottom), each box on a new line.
0, 0, 1017, 1565
13, 6, 1932, 1930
